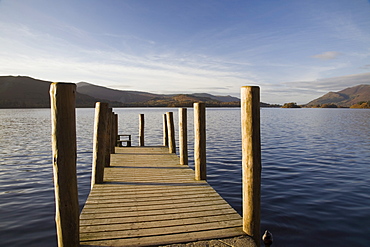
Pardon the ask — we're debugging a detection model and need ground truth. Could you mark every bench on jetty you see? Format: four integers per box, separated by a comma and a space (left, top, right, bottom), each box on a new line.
49, 83, 261, 247
117, 134, 132, 147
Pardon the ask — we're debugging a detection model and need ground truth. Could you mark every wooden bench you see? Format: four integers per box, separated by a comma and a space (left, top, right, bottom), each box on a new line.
117, 134, 131, 147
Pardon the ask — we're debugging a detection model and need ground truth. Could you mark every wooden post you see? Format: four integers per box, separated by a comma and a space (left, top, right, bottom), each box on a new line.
194, 102, 206, 180
109, 111, 116, 154
179, 108, 188, 165
91, 102, 109, 188
49, 83, 79, 247
241, 86, 261, 246
105, 108, 112, 167
110, 112, 116, 153
114, 114, 118, 147
163, 114, 168, 146
139, 114, 144, 146
166, 112, 176, 153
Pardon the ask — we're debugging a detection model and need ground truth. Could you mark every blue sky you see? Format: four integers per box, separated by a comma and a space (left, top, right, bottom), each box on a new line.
1, 0, 369, 104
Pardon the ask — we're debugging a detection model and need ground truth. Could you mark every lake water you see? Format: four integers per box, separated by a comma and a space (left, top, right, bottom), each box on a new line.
0, 108, 369, 246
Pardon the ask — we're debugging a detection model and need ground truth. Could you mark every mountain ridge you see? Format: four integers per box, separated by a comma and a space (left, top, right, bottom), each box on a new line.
0, 76, 113, 108
0, 76, 242, 108
306, 84, 370, 107
76, 82, 240, 103
3, 75, 367, 108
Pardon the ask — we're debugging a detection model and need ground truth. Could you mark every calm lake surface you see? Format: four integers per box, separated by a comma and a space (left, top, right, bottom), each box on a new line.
0, 108, 369, 246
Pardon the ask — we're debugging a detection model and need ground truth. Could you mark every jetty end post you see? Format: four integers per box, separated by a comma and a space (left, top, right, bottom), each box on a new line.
114, 113, 118, 147
104, 108, 112, 167
91, 102, 109, 188
194, 102, 206, 180
166, 112, 176, 153
110, 112, 116, 154
139, 114, 145, 146
179, 108, 188, 165
49, 83, 79, 247
163, 114, 168, 146
241, 86, 261, 246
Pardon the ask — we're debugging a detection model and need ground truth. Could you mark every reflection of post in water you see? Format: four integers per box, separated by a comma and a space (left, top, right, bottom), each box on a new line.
262, 230, 273, 247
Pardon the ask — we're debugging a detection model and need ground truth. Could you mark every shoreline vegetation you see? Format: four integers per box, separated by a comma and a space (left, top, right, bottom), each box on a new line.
282, 101, 370, 108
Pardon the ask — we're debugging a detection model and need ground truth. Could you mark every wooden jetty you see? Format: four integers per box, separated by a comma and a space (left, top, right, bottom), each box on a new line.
49, 84, 261, 247
80, 146, 246, 246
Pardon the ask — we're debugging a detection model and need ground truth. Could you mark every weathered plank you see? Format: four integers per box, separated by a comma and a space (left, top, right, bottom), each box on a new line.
80, 146, 249, 247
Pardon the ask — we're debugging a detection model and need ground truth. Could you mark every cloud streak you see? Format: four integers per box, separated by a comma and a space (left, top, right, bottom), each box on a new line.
311, 51, 341, 60
262, 72, 370, 104
1, 0, 370, 104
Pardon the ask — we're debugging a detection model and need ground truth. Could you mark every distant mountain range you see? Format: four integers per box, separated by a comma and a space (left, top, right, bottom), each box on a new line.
0, 76, 242, 108
2, 75, 368, 108
306, 84, 370, 108
0, 76, 104, 108
76, 82, 241, 107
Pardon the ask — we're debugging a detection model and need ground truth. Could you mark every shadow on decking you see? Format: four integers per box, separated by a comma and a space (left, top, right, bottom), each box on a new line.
114, 152, 177, 155
103, 181, 208, 187
108, 166, 189, 169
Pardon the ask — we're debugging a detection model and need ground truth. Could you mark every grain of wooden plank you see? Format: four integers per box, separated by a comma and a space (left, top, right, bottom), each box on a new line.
80, 205, 236, 223
81, 201, 233, 217
80, 208, 238, 226
82, 195, 223, 210
85, 190, 222, 202
80, 219, 242, 241
80, 146, 247, 246
80, 202, 233, 219
88, 186, 214, 196
80, 227, 243, 247
80, 214, 242, 233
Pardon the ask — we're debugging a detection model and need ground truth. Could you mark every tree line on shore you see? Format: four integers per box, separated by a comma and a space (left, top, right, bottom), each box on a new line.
281, 101, 370, 109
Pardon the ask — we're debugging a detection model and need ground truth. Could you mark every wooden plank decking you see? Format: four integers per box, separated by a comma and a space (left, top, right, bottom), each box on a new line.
80, 146, 247, 247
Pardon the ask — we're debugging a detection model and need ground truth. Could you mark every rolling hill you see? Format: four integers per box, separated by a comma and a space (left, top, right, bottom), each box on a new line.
76, 82, 157, 104
0, 76, 108, 108
0, 76, 241, 108
3, 76, 368, 109
76, 82, 240, 104
306, 84, 370, 107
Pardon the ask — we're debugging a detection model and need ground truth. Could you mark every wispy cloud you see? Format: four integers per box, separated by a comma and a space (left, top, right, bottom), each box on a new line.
262, 72, 370, 104
282, 73, 370, 93
311, 51, 341, 60
1, 0, 369, 105
0, 36, 251, 97
360, 64, 370, 70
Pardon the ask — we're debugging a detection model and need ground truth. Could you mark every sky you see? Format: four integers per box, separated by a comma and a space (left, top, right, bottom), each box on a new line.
1, 0, 370, 104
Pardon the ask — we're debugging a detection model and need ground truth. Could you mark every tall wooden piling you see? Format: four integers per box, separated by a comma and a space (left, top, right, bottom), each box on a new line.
179, 108, 188, 165
241, 86, 261, 246
105, 108, 112, 167
114, 114, 118, 147
91, 102, 109, 188
49, 83, 79, 247
194, 102, 206, 180
111, 112, 116, 153
139, 114, 145, 146
163, 114, 168, 146
166, 112, 176, 153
